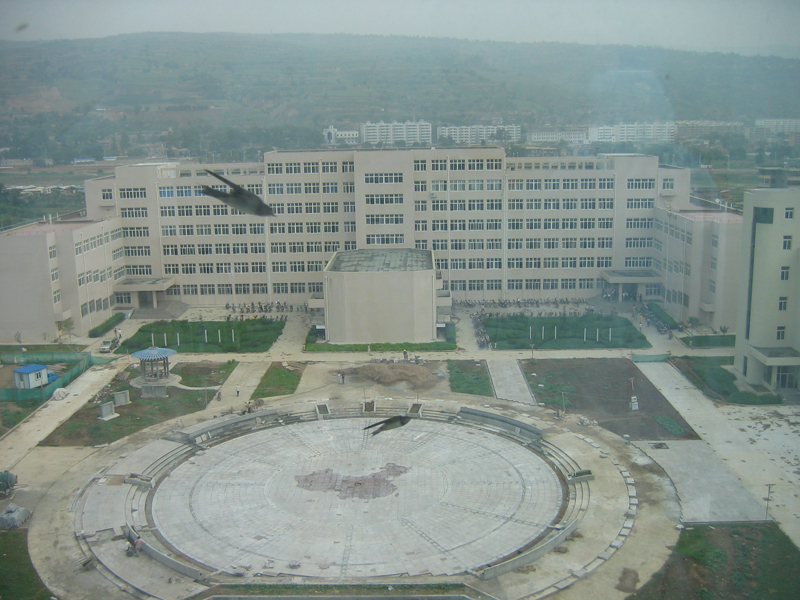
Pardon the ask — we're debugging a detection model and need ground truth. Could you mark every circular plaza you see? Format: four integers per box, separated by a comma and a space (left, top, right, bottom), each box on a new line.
151, 417, 565, 578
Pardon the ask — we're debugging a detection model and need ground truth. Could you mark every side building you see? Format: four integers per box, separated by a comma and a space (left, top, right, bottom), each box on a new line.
734, 189, 800, 394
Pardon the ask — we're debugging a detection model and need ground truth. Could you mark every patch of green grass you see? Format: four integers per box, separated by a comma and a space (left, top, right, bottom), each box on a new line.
305, 328, 456, 353
681, 334, 736, 348
727, 391, 781, 405
117, 319, 285, 353
484, 313, 650, 350
0, 530, 53, 600
675, 527, 727, 571
0, 344, 86, 352
672, 356, 781, 405
448, 360, 493, 396
170, 360, 237, 388
252, 363, 302, 398
654, 415, 686, 436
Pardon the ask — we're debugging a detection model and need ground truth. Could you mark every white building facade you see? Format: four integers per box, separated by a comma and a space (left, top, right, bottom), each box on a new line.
734, 189, 800, 393
2, 148, 749, 342
359, 121, 432, 145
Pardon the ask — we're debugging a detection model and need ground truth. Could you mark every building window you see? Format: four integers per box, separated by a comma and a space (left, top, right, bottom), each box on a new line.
777, 326, 786, 341
786, 207, 794, 219
711, 234, 719, 248
415, 181, 427, 192
414, 160, 427, 172
781, 266, 790, 281
525, 279, 541, 290
783, 235, 792, 250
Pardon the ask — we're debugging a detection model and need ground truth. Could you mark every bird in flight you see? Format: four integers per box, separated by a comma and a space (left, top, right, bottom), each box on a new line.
202, 170, 275, 217
363, 415, 411, 436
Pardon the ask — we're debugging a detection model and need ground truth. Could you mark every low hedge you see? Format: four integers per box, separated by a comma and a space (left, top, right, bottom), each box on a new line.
647, 302, 679, 329
88, 312, 126, 338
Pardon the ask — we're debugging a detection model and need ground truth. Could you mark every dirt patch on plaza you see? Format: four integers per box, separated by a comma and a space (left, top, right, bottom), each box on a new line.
520, 358, 698, 441
337, 362, 445, 391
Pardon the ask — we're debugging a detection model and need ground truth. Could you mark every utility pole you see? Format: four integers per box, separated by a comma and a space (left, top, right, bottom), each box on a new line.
765, 483, 775, 520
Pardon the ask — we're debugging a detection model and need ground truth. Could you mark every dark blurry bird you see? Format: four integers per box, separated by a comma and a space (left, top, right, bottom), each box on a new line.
201, 170, 275, 217
363, 415, 411, 436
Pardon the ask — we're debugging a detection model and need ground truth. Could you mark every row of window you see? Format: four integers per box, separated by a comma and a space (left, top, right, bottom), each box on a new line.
270, 241, 354, 253
414, 158, 503, 171
161, 224, 267, 236
80, 296, 113, 316
267, 161, 354, 174
268, 182, 350, 195
162, 243, 265, 255
414, 217, 615, 231
413, 237, 614, 250
443, 278, 599, 291
165, 282, 324, 296
416, 198, 616, 211
434, 256, 614, 270
74, 229, 122, 255
269, 222, 355, 234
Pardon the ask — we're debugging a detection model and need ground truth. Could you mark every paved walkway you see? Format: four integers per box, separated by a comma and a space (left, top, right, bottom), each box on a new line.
636, 362, 800, 548
0, 362, 122, 471
486, 359, 536, 405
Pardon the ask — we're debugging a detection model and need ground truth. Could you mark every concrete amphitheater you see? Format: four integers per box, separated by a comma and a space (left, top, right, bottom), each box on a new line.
68, 394, 646, 600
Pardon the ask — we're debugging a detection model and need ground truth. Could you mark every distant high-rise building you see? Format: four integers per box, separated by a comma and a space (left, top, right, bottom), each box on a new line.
438, 124, 522, 145
360, 121, 432, 145
755, 119, 800, 135
322, 126, 360, 145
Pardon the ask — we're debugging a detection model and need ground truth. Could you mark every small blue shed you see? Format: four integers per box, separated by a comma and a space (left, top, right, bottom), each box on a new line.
13, 364, 49, 389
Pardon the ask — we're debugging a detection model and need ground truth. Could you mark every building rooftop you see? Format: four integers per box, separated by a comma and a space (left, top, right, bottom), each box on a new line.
13, 364, 47, 374
326, 249, 433, 273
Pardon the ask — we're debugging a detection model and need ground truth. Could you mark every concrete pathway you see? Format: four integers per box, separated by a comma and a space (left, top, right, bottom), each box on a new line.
0, 362, 122, 471
486, 359, 536, 405
634, 440, 765, 523
636, 362, 800, 548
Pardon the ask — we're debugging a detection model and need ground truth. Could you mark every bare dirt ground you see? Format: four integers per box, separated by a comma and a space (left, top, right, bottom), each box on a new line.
520, 358, 699, 441
333, 361, 451, 394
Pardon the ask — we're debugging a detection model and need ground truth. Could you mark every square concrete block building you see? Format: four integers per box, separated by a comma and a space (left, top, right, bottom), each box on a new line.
321, 248, 442, 343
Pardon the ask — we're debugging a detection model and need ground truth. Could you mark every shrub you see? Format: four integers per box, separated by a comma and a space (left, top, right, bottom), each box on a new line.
727, 391, 781, 405
88, 312, 126, 338
445, 322, 456, 344
647, 302, 679, 329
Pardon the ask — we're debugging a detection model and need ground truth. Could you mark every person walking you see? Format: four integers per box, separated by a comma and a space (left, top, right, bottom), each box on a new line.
236, 384, 240, 397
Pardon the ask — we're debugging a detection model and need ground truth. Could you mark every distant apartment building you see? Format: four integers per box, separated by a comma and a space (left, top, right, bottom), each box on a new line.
675, 121, 744, 140
359, 121, 432, 145
755, 119, 800, 135
2, 148, 754, 342
0, 158, 34, 168
322, 126, 360, 146
734, 188, 800, 393
528, 130, 589, 144
438, 125, 522, 145
531, 122, 676, 146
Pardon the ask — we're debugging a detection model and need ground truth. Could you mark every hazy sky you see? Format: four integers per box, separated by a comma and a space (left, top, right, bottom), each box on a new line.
1, 0, 799, 56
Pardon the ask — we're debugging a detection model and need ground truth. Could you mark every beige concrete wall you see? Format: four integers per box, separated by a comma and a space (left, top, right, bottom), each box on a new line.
324, 270, 436, 344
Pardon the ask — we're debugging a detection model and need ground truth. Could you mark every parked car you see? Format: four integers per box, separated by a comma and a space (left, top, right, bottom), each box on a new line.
99, 340, 114, 353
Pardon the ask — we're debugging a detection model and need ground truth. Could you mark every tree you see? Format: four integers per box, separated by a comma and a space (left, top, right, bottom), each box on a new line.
14, 331, 22, 348
59, 318, 74, 345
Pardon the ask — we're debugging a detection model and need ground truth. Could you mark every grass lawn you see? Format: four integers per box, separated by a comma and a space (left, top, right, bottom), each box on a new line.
170, 360, 237, 388
0, 530, 53, 600
448, 360, 493, 396
117, 319, 285, 354
40, 362, 237, 446
484, 313, 650, 350
305, 329, 457, 353
671, 356, 781, 405
680, 334, 735, 348
628, 522, 800, 600
252, 362, 305, 398
1, 398, 44, 437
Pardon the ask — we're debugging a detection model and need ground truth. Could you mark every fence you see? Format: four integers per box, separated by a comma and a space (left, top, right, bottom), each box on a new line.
0, 352, 117, 402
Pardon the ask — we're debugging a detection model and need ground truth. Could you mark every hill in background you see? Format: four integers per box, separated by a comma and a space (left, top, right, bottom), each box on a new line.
1, 33, 798, 129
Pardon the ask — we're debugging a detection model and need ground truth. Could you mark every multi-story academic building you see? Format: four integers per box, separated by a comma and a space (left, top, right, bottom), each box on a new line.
1, 148, 746, 341
734, 188, 800, 393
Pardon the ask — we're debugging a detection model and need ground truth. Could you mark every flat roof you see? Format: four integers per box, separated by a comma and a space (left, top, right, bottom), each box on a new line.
326, 249, 433, 272
13, 364, 47, 374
